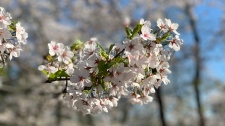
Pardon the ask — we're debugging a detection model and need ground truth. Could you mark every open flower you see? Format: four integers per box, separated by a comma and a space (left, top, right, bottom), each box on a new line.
0, 7, 12, 29
140, 25, 156, 41
16, 22, 28, 44
0, 28, 11, 39
48, 41, 64, 56
157, 18, 167, 31
70, 68, 91, 89
58, 46, 74, 64
165, 18, 180, 35
168, 35, 183, 51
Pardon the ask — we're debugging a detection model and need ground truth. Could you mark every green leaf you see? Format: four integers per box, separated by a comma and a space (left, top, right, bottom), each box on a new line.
131, 24, 143, 39
125, 27, 132, 38
107, 44, 115, 55
83, 90, 89, 94
55, 70, 70, 78
97, 43, 108, 59
156, 32, 171, 43
45, 55, 53, 62
70, 40, 83, 51
97, 43, 104, 51
42, 70, 48, 75
49, 73, 56, 79
112, 56, 127, 65
161, 32, 170, 41
97, 60, 107, 75
11, 20, 18, 24
8, 20, 18, 31
99, 78, 106, 90
47, 70, 69, 82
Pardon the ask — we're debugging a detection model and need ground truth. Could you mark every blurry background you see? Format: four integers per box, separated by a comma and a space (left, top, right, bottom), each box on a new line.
0, 0, 225, 126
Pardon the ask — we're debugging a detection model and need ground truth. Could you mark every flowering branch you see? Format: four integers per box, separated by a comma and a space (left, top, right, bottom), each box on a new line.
0, 7, 28, 68
39, 18, 183, 114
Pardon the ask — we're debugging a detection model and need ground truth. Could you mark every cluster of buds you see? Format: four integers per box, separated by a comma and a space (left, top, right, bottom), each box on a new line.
39, 18, 183, 114
0, 7, 28, 68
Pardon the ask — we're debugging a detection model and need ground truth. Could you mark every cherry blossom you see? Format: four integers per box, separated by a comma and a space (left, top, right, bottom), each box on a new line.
48, 41, 64, 56
39, 18, 183, 115
169, 35, 183, 51
157, 18, 167, 31
165, 18, 180, 35
70, 68, 91, 89
0, 7, 12, 29
0, 7, 28, 67
38, 64, 58, 74
0, 28, 11, 39
140, 25, 156, 41
58, 46, 74, 64
16, 22, 28, 44
9, 46, 22, 60
140, 18, 150, 25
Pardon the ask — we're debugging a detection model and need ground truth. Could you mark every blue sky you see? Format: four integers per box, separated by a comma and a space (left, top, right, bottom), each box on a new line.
194, 1, 225, 82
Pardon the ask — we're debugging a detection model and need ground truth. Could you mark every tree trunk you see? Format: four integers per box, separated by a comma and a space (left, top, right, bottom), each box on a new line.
155, 87, 167, 126
185, 4, 205, 126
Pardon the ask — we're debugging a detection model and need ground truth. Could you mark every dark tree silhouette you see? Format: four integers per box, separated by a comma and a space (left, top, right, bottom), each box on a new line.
185, 3, 205, 126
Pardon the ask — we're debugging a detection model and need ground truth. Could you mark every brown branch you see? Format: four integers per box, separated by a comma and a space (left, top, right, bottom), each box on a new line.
114, 48, 125, 58
45, 77, 70, 83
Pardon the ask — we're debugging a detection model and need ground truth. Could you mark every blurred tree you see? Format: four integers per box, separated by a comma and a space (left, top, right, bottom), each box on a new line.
185, 3, 205, 126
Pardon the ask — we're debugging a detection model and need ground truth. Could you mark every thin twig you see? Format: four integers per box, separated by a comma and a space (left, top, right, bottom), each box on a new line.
114, 48, 125, 58
45, 77, 70, 83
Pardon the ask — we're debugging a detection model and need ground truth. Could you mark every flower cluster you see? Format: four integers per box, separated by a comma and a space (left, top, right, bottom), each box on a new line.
0, 7, 28, 68
38, 41, 74, 78
39, 18, 183, 114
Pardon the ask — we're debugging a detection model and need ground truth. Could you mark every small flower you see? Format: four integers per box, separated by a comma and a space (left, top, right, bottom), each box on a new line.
140, 18, 150, 25
123, 16, 130, 27
0, 7, 12, 29
157, 62, 171, 76
168, 35, 183, 51
58, 46, 74, 64
64, 62, 74, 76
128, 92, 141, 105
165, 18, 180, 35
86, 53, 100, 67
146, 41, 156, 53
38, 64, 58, 74
6, 44, 22, 60
48, 41, 64, 56
0, 28, 11, 39
140, 25, 156, 41
124, 37, 144, 55
157, 18, 167, 31
16, 22, 28, 45
75, 99, 91, 115
109, 97, 118, 107
139, 95, 153, 105
70, 69, 90, 89
148, 52, 160, 68
9, 47, 22, 60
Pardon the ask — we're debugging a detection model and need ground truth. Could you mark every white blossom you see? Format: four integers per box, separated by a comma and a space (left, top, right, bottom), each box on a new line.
58, 46, 74, 64
39, 18, 183, 115
48, 41, 64, 56
16, 22, 28, 44
140, 25, 156, 41
0, 7, 12, 29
